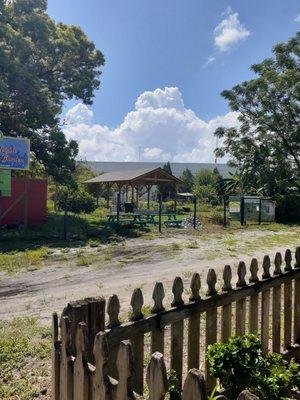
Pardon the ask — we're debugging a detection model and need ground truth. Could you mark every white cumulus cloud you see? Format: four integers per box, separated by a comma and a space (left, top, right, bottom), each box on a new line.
214, 10, 250, 52
63, 87, 239, 163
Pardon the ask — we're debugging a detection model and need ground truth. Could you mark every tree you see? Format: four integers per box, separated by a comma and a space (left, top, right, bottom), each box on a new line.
214, 32, 300, 197
0, 0, 105, 184
179, 168, 194, 193
193, 169, 220, 204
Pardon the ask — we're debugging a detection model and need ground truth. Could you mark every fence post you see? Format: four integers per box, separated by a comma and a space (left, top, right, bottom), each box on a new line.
73, 322, 90, 400
170, 277, 184, 388
52, 313, 60, 400
60, 316, 74, 400
284, 249, 293, 350
158, 193, 162, 233
92, 332, 110, 400
261, 255, 271, 354
106, 294, 121, 380
249, 259, 259, 333
146, 352, 168, 400
221, 265, 232, 342
182, 369, 208, 400
223, 196, 227, 227
272, 252, 282, 353
236, 261, 247, 336
258, 198, 262, 225
193, 195, 197, 229
130, 288, 145, 395
205, 269, 217, 391
151, 282, 165, 354
115, 341, 134, 400
240, 196, 245, 226
116, 192, 120, 235
294, 247, 300, 346
188, 273, 201, 370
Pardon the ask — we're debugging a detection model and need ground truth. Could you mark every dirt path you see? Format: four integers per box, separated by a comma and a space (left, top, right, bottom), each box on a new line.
0, 227, 299, 324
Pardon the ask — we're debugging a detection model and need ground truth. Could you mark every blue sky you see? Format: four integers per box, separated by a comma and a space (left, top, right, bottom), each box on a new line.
47, 0, 300, 162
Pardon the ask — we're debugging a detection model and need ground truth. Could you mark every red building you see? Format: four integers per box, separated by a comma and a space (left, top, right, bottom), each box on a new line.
0, 178, 47, 227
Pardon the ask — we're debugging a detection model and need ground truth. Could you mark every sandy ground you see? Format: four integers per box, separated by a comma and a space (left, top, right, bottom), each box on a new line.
1, 227, 299, 325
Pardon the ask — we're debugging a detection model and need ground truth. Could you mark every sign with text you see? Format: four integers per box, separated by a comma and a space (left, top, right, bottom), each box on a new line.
0, 136, 30, 170
0, 169, 11, 196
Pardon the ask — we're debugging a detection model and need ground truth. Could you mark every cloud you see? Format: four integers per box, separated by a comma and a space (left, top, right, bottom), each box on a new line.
295, 14, 300, 22
63, 87, 239, 163
203, 56, 216, 68
214, 9, 250, 52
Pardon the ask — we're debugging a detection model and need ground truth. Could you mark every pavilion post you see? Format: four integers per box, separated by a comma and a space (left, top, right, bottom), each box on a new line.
136, 185, 139, 210
158, 192, 162, 233
116, 192, 121, 235
106, 183, 110, 209
193, 195, 197, 229
131, 185, 134, 204
174, 183, 177, 213
223, 195, 227, 227
125, 186, 128, 202
146, 185, 151, 209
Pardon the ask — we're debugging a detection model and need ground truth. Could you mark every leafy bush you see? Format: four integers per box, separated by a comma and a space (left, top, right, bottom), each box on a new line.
206, 334, 300, 400
57, 187, 97, 214
208, 210, 224, 225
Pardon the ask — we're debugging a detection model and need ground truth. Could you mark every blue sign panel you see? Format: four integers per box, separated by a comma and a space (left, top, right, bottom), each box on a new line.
0, 136, 30, 170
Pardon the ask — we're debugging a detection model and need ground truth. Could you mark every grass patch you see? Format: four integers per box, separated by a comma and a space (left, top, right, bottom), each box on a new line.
76, 253, 99, 266
0, 247, 49, 275
0, 317, 51, 400
186, 240, 199, 249
171, 242, 181, 251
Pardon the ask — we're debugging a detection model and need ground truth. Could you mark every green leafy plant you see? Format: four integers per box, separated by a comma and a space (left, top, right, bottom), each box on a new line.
208, 385, 228, 400
167, 370, 182, 400
206, 333, 300, 400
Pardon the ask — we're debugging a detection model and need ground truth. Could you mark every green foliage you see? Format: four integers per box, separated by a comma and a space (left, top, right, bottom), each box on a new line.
206, 333, 300, 400
160, 162, 176, 200
194, 169, 220, 204
0, 0, 105, 183
275, 194, 300, 222
167, 370, 182, 400
215, 32, 300, 197
179, 168, 194, 193
57, 186, 97, 214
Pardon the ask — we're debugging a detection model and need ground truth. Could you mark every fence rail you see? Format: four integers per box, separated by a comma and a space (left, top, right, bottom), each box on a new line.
52, 246, 300, 399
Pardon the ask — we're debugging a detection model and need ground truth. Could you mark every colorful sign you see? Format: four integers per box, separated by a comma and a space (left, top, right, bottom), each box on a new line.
0, 136, 30, 170
0, 169, 11, 197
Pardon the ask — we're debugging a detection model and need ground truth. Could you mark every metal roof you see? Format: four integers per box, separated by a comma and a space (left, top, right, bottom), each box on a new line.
84, 167, 182, 184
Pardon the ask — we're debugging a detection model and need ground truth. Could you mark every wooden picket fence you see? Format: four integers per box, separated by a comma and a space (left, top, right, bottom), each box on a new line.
52, 246, 300, 399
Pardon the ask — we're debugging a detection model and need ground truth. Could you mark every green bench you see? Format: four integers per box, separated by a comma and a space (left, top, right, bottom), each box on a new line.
164, 220, 182, 228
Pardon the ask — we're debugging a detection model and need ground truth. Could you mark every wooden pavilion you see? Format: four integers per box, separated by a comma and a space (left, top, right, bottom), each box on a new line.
84, 167, 182, 210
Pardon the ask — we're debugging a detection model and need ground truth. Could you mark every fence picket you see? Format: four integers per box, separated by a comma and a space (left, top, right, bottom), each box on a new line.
188, 273, 201, 369
151, 282, 165, 354
52, 313, 60, 400
221, 265, 232, 342
236, 262, 247, 336
284, 249, 292, 350
261, 255, 271, 353
130, 288, 144, 395
294, 247, 300, 346
272, 253, 282, 353
73, 322, 90, 400
205, 269, 217, 391
170, 277, 184, 388
249, 259, 259, 333
146, 352, 168, 400
182, 369, 208, 400
92, 331, 110, 400
60, 316, 74, 400
107, 294, 121, 380
115, 341, 134, 400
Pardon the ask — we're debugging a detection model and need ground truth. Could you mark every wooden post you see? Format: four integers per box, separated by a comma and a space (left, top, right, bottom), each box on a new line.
236, 261, 247, 336
106, 183, 110, 209
240, 196, 245, 226
158, 192, 162, 233
170, 277, 184, 388
174, 183, 177, 213
131, 185, 134, 204
130, 288, 144, 395
188, 273, 201, 370
284, 249, 292, 350
23, 176, 29, 228
249, 259, 259, 333
146, 352, 168, 400
63, 193, 68, 241
52, 313, 60, 400
182, 369, 208, 400
116, 192, 120, 236
193, 195, 197, 229
60, 316, 74, 400
261, 255, 271, 354
151, 282, 165, 354
205, 269, 217, 391
294, 247, 300, 345
272, 252, 282, 353
106, 294, 121, 380
223, 196, 227, 227
147, 185, 151, 209
221, 265, 232, 342
115, 341, 134, 400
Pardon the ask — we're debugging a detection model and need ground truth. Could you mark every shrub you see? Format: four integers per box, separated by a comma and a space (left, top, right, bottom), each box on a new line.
206, 333, 300, 400
57, 187, 97, 214
208, 210, 224, 225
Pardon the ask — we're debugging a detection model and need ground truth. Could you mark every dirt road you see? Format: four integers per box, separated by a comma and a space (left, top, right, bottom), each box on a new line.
0, 227, 299, 324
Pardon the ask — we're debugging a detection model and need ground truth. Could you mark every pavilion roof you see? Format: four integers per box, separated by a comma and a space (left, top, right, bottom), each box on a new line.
84, 167, 182, 186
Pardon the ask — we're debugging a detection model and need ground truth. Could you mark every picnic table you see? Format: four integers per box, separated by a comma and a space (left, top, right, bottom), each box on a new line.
106, 212, 147, 227
106, 211, 182, 228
